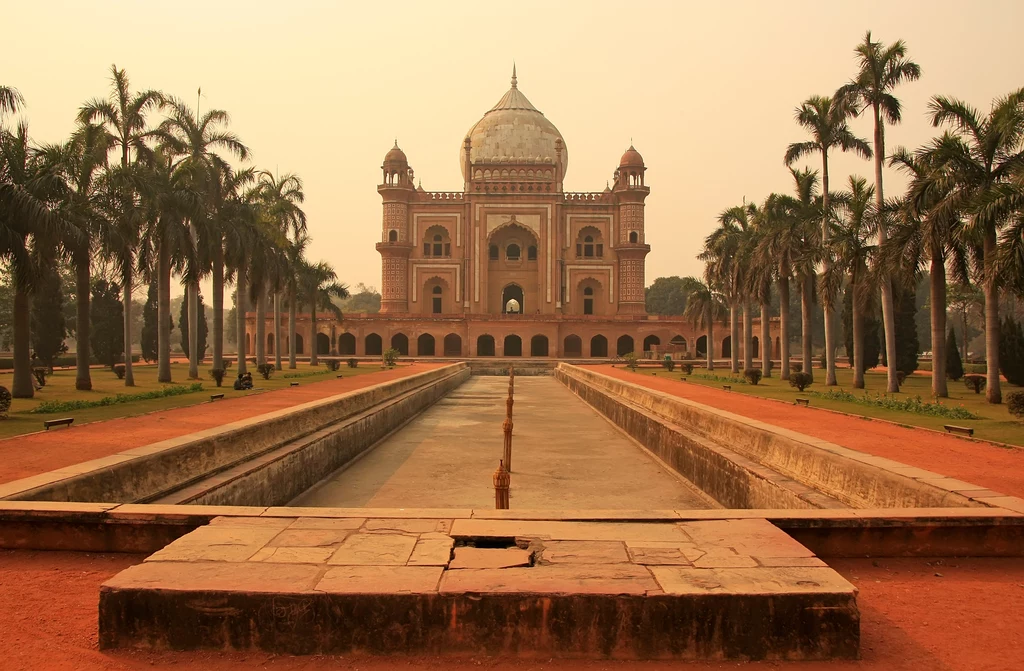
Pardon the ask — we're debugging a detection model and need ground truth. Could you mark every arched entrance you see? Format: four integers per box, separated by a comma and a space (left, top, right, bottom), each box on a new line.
337, 332, 356, 355
443, 333, 462, 356
391, 333, 409, 355
316, 333, 330, 355
564, 335, 582, 357
643, 335, 660, 352
294, 333, 304, 355
417, 333, 435, 356
530, 335, 549, 357
365, 333, 382, 356
751, 336, 760, 358
617, 335, 635, 356
591, 335, 608, 358
477, 335, 495, 356
721, 336, 731, 358
267, 333, 274, 355
503, 335, 522, 356
501, 284, 524, 314
696, 335, 707, 357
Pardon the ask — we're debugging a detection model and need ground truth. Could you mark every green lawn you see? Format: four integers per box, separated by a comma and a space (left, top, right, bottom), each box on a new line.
626, 365, 1024, 448
0, 362, 379, 440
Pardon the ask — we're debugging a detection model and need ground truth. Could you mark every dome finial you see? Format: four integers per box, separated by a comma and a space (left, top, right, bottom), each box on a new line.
511, 63, 517, 89
393, 138, 399, 148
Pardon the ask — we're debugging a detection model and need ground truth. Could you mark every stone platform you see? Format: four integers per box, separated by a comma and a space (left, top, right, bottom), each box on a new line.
99, 514, 859, 660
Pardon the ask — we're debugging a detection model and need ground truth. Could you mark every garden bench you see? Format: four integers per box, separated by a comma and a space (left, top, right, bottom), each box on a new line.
679, 377, 686, 382
210, 393, 224, 401
722, 385, 731, 391
43, 417, 73, 430
290, 382, 299, 387
795, 398, 810, 407
337, 374, 345, 379
943, 424, 974, 437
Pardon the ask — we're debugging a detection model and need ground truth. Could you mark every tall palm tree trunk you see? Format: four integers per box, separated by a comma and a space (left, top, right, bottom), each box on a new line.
729, 304, 739, 373
212, 244, 224, 372
983, 230, 1001, 404
706, 311, 714, 371
255, 290, 266, 367
310, 301, 319, 367
274, 292, 282, 370
12, 287, 34, 398
760, 302, 771, 377
930, 252, 948, 397
122, 261, 135, 386
873, 112, 899, 393
288, 285, 297, 369
742, 302, 753, 371
852, 275, 865, 389
821, 155, 838, 386
235, 268, 247, 376
75, 245, 92, 390
779, 274, 791, 380
188, 281, 199, 378
801, 274, 814, 381
157, 242, 172, 383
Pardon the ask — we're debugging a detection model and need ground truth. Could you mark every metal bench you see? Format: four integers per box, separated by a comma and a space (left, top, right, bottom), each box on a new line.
290, 382, 299, 387
43, 417, 73, 430
795, 398, 810, 407
210, 393, 224, 401
943, 424, 974, 437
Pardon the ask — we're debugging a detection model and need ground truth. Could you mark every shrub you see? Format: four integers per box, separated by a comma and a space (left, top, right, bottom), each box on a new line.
963, 374, 986, 394
999, 317, 1024, 385
210, 368, 226, 387
347, 358, 358, 368
810, 388, 979, 420
382, 348, 400, 367
662, 357, 675, 372
624, 352, 639, 370
744, 368, 762, 385
789, 371, 814, 392
679, 363, 694, 375
896, 370, 907, 386
257, 363, 275, 380
946, 328, 964, 381
223, 358, 233, 370
31, 383, 204, 414
325, 359, 340, 371
0, 385, 11, 418
113, 364, 126, 380
1008, 392, 1024, 419
790, 362, 802, 373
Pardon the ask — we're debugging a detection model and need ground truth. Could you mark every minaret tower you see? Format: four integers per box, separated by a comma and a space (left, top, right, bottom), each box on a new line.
377, 141, 415, 313
612, 145, 651, 315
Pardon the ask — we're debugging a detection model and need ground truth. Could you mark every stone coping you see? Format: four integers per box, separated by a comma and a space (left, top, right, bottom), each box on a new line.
0, 363, 466, 503
558, 364, 1014, 510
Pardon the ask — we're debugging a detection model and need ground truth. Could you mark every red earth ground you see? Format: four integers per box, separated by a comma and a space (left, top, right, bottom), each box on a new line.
0, 363, 442, 484
598, 365, 1024, 499
0, 550, 1021, 671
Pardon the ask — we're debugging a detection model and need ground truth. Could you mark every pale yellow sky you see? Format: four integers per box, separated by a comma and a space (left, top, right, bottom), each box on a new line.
6, 1, 1024, 298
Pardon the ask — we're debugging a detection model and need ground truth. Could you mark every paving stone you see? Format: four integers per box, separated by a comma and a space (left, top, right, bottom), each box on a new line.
449, 547, 532, 569
692, 554, 758, 568
145, 525, 280, 563
754, 556, 828, 567
450, 519, 689, 542
680, 519, 815, 558
268, 529, 352, 548
105, 559, 322, 593
317, 565, 443, 593
440, 564, 657, 595
249, 546, 335, 564
364, 518, 449, 534
627, 545, 694, 565
539, 541, 629, 564
265, 506, 472, 519
107, 504, 266, 521
651, 566, 856, 596
327, 533, 417, 565
288, 517, 366, 530
208, 516, 293, 528
407, 537, 454, 566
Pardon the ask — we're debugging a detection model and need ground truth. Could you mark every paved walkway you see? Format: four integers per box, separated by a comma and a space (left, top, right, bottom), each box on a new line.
294, 376, 711, 509
0, 364, 443, 485
598, 365, 1024, 499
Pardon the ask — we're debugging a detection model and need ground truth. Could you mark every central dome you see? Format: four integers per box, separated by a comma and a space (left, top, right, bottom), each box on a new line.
461, 68, 568, 179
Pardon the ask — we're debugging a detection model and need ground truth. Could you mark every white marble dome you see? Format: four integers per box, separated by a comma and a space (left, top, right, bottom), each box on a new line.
461, 68, 567, 179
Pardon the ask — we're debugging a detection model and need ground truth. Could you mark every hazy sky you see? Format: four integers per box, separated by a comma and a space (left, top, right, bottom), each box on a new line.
6, 1, 1024, 299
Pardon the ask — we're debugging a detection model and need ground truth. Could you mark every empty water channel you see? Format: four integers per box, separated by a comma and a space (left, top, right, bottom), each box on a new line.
6, 362, 985, 511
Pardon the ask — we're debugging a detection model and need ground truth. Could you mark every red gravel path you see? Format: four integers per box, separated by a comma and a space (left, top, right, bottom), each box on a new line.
598, 365, 1024, 499
0, 364, 442, 485
1, 550, 1020, 671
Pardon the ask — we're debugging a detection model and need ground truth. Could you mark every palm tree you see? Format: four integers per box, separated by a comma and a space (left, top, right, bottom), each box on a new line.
682, 272, 726, 371
822, 176, 877, 389
209, 164, 255, 373
923, 89, 1024, 403
747, 206, 776, 377
785, 94, 872, 385
157, 97, 249, 379
702, 202, 755, 373
284, 233, 310, 369
839, 31, 922, 394
1, 86, 24, 119
79, 65, 164, 387
301, 260, 349, 366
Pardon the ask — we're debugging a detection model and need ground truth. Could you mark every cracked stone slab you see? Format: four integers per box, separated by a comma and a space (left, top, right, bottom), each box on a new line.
539, 541, 630, 564
449, 547, 532, 569
651, 566, 855, 595
328, 533, 417, 566
317, 565, 443, 594
407, 537, 454, 566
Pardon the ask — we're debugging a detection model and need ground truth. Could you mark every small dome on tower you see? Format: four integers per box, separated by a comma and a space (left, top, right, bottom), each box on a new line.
384, 140, 407, 165
619, 144, 644, 168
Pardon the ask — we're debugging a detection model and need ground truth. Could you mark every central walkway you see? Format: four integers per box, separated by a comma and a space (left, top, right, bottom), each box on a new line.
292, 375, 711, 509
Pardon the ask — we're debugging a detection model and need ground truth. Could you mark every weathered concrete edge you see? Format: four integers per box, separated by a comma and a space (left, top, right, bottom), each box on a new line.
560, 364, 1005, 509
0, 363, 466, 503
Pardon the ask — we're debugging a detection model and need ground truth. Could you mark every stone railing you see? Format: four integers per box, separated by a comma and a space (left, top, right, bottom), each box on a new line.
563, 192, 610, 203
422, 191, 465, 201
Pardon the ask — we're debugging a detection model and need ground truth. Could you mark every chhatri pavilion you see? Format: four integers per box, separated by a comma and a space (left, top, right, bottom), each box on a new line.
248, 69, 780, 360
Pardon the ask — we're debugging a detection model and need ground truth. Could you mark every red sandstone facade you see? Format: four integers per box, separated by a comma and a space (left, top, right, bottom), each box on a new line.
247, 70, 780, 360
